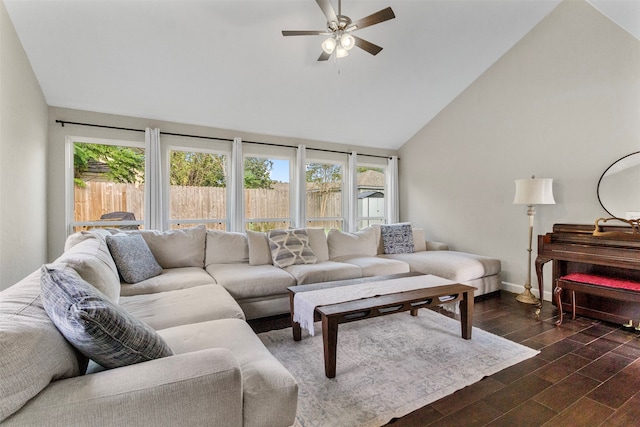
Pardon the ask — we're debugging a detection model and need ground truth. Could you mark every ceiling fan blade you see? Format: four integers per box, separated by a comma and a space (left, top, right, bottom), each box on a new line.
353, 36, 383, 56
316, 0, 338, 24
349, 7, 395, 31
282, 30, 327, 36
318, 51, 331, 61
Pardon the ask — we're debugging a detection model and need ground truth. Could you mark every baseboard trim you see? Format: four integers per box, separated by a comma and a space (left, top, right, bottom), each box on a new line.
502, 281, 552, 302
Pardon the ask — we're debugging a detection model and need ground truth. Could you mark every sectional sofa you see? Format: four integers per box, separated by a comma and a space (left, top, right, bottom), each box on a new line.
0, 224, 501, 425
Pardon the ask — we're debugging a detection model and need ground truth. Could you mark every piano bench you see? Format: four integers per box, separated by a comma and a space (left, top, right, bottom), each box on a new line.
554, 273, 640, 326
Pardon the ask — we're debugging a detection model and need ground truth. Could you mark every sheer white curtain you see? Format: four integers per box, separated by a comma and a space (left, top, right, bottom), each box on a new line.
295, 144, 307, 228
348, 151, 358, 232
229, 138, 244, 231
144, 128, 164, 230
386, 155, 399, 224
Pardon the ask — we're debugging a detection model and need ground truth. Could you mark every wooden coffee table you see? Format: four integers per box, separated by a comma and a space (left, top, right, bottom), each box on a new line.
288, 273, 476, 378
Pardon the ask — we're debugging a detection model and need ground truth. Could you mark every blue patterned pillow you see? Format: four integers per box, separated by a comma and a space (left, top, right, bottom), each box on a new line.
106, 234, 163, 283
268, 229, 317, 268
380, 223, 415, 254
40, 264, 173, 369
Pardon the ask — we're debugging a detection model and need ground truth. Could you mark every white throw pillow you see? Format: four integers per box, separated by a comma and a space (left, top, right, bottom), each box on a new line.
412, 228, 427, 252
247, 230, 273, 266
327, 227, 378, 259
131, 225, 206, 268
205, 230, 249, 265
306, 228, 329, 262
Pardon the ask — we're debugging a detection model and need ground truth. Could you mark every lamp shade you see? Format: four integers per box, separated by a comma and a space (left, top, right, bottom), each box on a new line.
513, 178, 555, 205
341, 34, 355, 50
335, 45, 349, 58
322, 37, 336, 54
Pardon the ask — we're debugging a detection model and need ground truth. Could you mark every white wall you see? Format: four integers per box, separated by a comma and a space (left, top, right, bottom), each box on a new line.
398, 0, 640, 301
0, 1, 48, 290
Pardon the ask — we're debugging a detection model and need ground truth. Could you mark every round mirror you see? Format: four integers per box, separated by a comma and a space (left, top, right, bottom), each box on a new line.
597, 151, 640, 219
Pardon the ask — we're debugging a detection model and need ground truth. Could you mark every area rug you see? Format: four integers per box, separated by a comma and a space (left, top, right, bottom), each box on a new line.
259, 309, 539, 427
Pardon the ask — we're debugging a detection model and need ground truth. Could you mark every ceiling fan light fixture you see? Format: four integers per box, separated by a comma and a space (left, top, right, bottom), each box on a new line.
321, 37, 336, 54
335, 45, 349, 59
340, 33, 355, 50
282, 1, 395, 62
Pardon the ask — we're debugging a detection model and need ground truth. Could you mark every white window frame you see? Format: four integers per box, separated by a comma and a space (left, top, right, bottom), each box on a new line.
243, 145, 296, 231
356, 157, 388, 230
65, 132, 397, 237
304, 152, 348, 230
65, 136, 145, 235
164, 139, 232, 230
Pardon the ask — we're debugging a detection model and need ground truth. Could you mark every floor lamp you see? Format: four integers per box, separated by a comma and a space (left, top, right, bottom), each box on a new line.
513, 176, 555, 304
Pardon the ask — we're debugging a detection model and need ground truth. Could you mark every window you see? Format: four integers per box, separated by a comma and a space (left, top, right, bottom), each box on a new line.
243, 146, 294, 231
305, 157, 345, 230
65, 133, 395, 236
67, 137, 145, 233
356, 163, 387, 229
168, 148, 228, 230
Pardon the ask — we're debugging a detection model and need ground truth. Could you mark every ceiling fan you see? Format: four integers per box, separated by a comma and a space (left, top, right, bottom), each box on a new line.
282, 0, 395, 61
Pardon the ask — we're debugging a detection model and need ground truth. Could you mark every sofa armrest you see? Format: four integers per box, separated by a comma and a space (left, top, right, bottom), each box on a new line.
4, 349, 243, 427
426, 241, 449, 251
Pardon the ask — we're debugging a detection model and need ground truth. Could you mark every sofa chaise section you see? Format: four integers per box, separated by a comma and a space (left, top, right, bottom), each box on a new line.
159, 318, 298, 427
381, 250, 502, 295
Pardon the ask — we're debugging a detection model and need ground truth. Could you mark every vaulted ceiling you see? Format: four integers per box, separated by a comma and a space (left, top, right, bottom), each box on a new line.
5, 0, 639, 150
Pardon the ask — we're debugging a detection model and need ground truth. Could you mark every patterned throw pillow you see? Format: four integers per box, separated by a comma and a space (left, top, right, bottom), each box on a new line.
268, 229, 317, 268
380, 223, 415, 254
40, 264, 174, 369
106, 234, 163, 283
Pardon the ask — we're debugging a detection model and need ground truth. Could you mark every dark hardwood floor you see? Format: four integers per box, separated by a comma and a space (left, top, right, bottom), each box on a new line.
249, 291, 640, 427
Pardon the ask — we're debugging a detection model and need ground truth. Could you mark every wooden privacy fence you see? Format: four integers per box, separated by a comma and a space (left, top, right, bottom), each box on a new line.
74, 182, 144, 222
74, 182, 342, 223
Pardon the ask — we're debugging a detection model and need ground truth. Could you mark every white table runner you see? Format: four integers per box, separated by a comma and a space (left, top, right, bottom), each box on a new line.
293, 274, 458, 336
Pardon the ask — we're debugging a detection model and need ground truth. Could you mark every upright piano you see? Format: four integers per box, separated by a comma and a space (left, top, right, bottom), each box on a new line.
535, 223, 640, 325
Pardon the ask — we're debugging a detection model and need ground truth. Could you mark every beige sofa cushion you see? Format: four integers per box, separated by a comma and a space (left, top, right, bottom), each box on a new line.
284, 261, 362, 285
332, 255, 410, 277
119, 284, 244, 331
158, 318, 298, 427
206, 263, 296, 299
132, 225, 206, 269
206, 231, 249, 265
246, 230, 272, 266
0, 271, 86, 423
327, 227, 378, 259
381, 250, 501, 282
56, 235, 121, 303
119, 267, 216, 297
412, 228, 427, 252
64, 229, 113, 251
307, 228, 329, 262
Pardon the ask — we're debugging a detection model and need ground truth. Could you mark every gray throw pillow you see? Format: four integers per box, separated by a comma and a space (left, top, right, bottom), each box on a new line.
268, 229, 317, 268
106, 234, 163, 283
380, 223, 415, 254
40, 264, 174, 369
